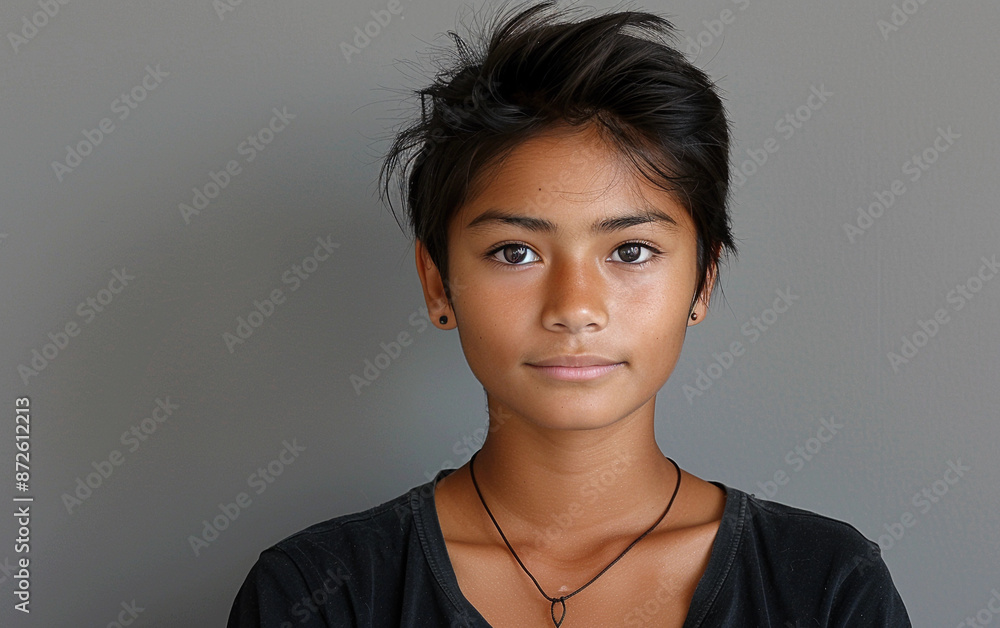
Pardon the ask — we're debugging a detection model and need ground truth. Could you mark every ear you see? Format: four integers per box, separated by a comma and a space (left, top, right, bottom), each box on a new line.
687, 260, 718, 327
415, 240, 454, 328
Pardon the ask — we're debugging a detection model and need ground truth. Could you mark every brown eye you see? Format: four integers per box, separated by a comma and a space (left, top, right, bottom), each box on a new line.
488, 243, 539, 266
617, 244, 642, 263
610, 242, 659, 265
503, 244, 529, 264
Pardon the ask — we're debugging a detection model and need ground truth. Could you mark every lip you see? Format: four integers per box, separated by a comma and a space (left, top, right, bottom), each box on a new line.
527, 355, 625, 382
530, 354, 622, 367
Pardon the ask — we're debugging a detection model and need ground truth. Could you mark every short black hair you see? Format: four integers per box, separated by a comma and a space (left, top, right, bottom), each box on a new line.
379, 0, 737, 311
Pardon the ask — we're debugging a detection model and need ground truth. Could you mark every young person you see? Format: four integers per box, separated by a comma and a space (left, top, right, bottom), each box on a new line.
229, 2, 911, 626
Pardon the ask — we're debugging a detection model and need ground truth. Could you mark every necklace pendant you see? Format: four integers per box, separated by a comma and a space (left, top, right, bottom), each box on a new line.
550, 597, 566, 627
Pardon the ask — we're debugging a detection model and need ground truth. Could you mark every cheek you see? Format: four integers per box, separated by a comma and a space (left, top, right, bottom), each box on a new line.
619, 272, 692, 320
452, 286, 524, 371
623, 282, 692, 361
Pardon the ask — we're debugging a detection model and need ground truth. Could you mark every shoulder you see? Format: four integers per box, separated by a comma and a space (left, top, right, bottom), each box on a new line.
740, 489, 881, 565
733, 488, 896, 592
270, 483, 423, 577
689, 485, 911, 627
228, 481, 429, 627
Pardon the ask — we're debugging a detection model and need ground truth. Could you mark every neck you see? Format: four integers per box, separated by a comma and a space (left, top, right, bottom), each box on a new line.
467, 396, 679, 561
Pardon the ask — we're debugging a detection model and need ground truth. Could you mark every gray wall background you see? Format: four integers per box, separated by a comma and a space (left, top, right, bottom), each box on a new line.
1, 0, 997, 625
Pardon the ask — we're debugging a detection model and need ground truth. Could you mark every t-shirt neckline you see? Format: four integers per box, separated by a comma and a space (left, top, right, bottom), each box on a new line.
410, 465, 747, 627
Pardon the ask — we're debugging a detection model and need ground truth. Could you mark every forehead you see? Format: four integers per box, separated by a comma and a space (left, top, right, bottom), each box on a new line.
453, 123, 693, 235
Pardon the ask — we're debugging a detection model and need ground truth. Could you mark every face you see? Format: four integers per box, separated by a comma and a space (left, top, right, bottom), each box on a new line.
415, 123, 714, 431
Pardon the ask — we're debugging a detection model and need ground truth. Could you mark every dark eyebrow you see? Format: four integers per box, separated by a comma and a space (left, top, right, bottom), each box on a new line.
465, 206, 680, 235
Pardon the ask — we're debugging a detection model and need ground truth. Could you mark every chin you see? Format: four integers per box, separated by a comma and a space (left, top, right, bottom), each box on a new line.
525, 401, 635, 431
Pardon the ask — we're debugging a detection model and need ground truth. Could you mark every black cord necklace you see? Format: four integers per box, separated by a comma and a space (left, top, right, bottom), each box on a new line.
468, 450, 682, 627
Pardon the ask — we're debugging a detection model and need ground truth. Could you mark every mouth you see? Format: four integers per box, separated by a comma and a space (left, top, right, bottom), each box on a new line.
529, 354, 623, 367
526, 355, 625, 381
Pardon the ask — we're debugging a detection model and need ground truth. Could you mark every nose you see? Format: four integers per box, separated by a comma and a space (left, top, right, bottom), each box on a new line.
540, 255, 609, 333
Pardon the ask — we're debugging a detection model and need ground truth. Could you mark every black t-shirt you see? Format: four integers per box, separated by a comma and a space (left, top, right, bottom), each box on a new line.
228, 467, 911, 627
